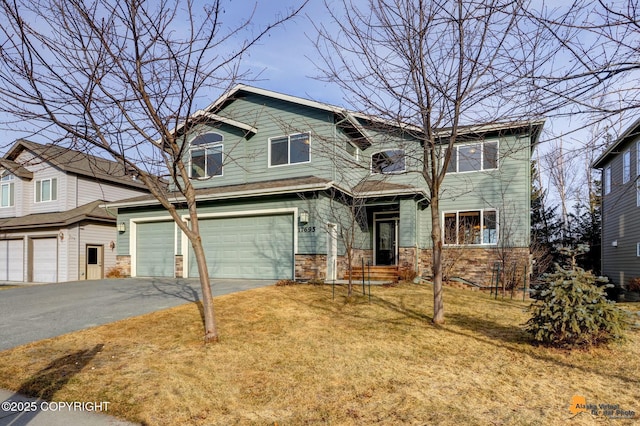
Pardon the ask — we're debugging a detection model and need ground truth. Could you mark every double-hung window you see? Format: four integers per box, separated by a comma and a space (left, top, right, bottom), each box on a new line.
444, 210, 497, 245
0, 174, 14, 207
35, 178, 57, 203
371, 149, 406, 174
447, 140, 498, 173
269, 132, 310, 166
190, 132, 223, 179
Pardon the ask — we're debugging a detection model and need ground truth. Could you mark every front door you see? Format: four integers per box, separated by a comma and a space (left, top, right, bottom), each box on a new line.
375, 219, 397, 265
86, 245, 103, 280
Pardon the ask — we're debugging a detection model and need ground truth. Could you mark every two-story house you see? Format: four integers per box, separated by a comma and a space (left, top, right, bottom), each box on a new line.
0, 140, 149, 282
593, 117, 640, 291
109, 85, 542, 284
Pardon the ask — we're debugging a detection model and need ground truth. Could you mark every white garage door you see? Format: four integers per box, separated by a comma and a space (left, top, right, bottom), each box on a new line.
32, 238, 58, 282
0, 240, 24, 281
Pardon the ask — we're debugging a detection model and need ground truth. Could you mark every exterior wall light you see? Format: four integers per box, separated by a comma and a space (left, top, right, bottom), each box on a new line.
612, 240, 618, 247
299, 211, 309, 224
117, 222, 126, 233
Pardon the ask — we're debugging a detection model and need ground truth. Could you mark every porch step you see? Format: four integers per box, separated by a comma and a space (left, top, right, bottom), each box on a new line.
343, 265, 399, 282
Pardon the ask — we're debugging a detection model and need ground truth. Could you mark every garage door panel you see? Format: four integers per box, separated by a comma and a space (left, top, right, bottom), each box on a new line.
136, 221, 174, 277
32, 238, 57, 282
8, 240, 24, 281
189, 214, 293, 280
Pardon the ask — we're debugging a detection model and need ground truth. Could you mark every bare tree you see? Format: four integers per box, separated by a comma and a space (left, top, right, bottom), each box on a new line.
0, 0, 306, 343
312, 0, 552, 323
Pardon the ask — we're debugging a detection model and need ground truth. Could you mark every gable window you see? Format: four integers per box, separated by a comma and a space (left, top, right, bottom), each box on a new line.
623, 149, 631, 183
371, 149, 406, 174
444, 209, 497, 245
447, 140, 498, 173
190, 132, 223, 179
269, 132, 310, 166
35, 178, 57, 202
0, 174, 14, 207
604, 166, 611, 195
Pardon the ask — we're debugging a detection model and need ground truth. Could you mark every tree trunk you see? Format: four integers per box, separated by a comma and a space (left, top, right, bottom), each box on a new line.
430, 195, 445, 324
190, 234, 219, 343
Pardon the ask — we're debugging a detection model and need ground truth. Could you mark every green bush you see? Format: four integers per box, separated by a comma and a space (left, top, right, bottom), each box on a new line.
526, 248, 629, 348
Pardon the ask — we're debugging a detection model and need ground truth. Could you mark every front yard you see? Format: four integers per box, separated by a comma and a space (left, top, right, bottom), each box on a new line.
0, 283, 638, 425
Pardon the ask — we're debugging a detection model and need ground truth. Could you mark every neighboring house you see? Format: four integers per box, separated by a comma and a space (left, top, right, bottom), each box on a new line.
109, 85, 543, 284
592, 117, 640, 289
0, 140, 149, 282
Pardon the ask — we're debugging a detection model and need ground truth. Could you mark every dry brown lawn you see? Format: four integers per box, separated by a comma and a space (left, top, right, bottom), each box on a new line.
0, 283, 638, 425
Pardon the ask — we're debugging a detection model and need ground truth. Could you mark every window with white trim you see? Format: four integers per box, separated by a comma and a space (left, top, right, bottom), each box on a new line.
447, 140, 498, 173
371, 149, 406, 174
623, 149, 631, 183
604, 166, 611, 195
0, 173, 14, 207
269, 132, 310, 166
190, 132, 223, 179
35, 178, 57, 202
444, 210, 497, 245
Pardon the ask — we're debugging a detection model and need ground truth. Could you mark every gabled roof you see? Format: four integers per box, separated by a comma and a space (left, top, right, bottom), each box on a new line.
592, 117, 640, 169
0, 200, 115, 230
0, 159, 33, 179
3, 139, 148, 189
198, 84, 375, 149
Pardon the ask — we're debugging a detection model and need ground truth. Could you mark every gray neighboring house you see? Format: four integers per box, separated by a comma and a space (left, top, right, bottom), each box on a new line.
593, 118, 640, 290
0, 140, 149, 282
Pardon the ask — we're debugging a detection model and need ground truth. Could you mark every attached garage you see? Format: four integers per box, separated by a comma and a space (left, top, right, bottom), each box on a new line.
135, 221, 175, 277
31, 238, 58, 282
188, 214, 294, 279
0, 239, 24, 281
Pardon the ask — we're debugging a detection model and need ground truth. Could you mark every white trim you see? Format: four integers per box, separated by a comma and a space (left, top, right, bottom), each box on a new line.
623, 149, 631, 184
180, 207, 298, 278
442, 209, 499, 246
129, 215, 176, 277
326, 223, 338, 281
268, 132, 312, 168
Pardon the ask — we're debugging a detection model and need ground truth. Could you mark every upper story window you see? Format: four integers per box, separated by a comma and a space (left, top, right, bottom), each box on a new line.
190, 132, 223, 179
447, 140, 498, 173
0, 173, 14, 208
371, 149, 406, 174
444, 209, 497, 245
623, 149, 631, 184
35, 177, 57, 203
269, 132, 310, 167
604, 166, 611, 195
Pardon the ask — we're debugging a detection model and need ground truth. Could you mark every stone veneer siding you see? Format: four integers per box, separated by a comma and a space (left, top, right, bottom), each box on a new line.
115, 255, 131, 277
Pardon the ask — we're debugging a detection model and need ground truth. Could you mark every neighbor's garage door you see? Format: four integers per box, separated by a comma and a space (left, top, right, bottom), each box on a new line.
135, 221, 175, 277
0, 239, 24, 281
189, 214, 294, 279
32, 238, 57, 282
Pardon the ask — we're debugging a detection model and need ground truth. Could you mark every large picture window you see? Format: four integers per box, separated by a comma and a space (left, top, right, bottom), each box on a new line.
190, 132, 223, 179
269, 132, 310, 166
444, 210, 497, 245
371, 149, 406, 174
0, 174, 14, 207
447, 140, 498, 173
35, 177, 57, 203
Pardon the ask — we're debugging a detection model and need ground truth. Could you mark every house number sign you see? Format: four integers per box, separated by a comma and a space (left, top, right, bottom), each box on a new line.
298, 226, 316, 233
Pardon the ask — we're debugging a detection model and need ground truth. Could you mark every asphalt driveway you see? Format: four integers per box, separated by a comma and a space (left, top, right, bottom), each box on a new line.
0, 278, 274, 351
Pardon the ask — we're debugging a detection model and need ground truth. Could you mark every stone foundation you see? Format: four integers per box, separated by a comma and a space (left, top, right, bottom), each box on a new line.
115, 255, 131, 277
295, 254, 327, 280
419, 247, 530, 288
175, 255, 183, 278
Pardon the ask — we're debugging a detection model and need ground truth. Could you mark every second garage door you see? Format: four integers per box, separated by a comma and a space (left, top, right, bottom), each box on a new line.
32, 238, 57, 282
188, 214, 294, 279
